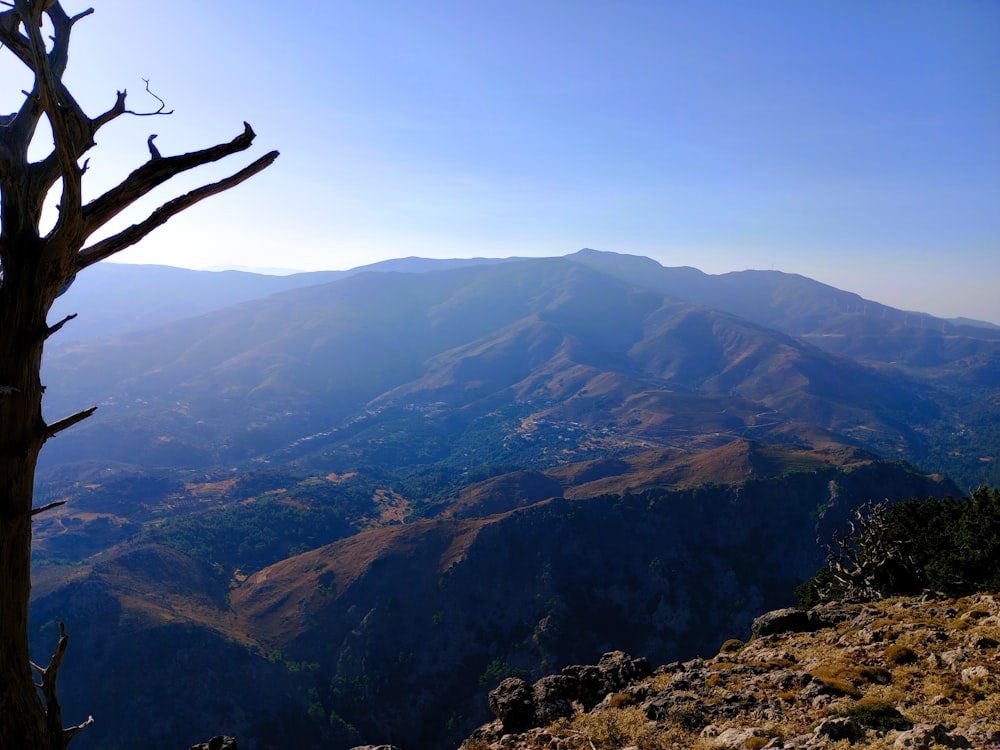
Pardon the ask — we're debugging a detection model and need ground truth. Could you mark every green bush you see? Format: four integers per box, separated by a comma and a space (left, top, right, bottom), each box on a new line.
835, 699, 911, 732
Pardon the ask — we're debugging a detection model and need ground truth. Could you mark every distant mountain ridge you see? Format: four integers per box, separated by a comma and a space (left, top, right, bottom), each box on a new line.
40, 251, 999, 487
50, 250, 998, 345
48, 256, 518, 342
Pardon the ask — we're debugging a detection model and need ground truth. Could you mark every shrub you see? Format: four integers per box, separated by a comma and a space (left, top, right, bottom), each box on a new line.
798, 487, 1000, 605
836, 698, 912, 732
885, 644, 919, 665
719, 638, 745, 654
574, 705, 650, 749
810, 664, 863, 698
608, 691, 639, 709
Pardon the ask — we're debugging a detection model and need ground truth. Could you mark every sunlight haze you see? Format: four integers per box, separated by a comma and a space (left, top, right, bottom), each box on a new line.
9, 1, 999, 322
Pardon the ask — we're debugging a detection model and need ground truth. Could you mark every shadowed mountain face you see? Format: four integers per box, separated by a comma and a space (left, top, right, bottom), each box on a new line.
41, 257, 951, 476
28, 251, 999, 748
32, 453, 954, 750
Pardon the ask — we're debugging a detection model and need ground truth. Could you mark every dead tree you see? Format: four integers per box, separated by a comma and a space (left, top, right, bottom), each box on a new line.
821, 499, 922, 602
0, 2, 278, 748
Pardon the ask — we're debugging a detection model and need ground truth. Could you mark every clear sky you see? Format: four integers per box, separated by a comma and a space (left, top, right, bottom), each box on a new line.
4, 1, 999, 322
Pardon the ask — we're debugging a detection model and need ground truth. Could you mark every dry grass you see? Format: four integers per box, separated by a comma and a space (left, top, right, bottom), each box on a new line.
466, 594, 1000, 750
718, 638, 745, 654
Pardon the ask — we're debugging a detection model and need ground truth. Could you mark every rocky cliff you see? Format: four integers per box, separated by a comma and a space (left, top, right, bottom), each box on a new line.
459, 594, 1000, 750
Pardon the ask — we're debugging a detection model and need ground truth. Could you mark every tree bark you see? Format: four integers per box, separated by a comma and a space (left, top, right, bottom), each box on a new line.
0, 237, 54, 748
0, 2, 277, 747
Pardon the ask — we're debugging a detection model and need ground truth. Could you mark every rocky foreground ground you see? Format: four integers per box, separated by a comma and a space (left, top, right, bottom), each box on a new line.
451, 594, 1000, 750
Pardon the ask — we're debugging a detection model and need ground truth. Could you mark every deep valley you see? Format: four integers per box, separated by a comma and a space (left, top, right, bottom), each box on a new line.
29, 250, 1000, 749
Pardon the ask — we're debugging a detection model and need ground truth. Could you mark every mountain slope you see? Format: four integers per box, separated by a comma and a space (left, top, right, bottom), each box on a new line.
31, 453, 955, 749
26, 250, 999, 749
47, 257, 519, 343
40, 257, 941, 479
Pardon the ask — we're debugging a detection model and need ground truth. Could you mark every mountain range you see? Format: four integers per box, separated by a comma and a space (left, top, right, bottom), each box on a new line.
29, 250, 999, 748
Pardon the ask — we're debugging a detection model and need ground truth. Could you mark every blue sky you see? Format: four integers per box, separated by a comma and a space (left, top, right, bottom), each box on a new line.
6, 1, 999, 321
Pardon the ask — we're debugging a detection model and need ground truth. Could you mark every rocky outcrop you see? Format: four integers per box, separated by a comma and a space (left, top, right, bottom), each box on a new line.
460, 595, 1000, 750
487, 678, 536, 734
750, 603, 854, 637
892, 723, 972, 749
485, 651, 651, 735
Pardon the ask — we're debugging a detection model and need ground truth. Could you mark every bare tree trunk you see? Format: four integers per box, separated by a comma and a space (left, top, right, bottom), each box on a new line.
0, 244, 53, 748
0, 510, 47, 748
0, 2, 277, 747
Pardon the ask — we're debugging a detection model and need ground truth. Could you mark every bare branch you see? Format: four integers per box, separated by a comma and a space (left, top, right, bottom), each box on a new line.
44, 312, 76, 339
45, 4, 95, 77
44, 405, 97, 440
124, 78, 173, 116
14, 0, 44, 33
92, 89, 127, 130
817, 498, 922, 602
18, 1, 87, 234
78, 147, 279, 268
32, 621, 92, 742
80, 122, 264, 240
31, 500, 67, 516
64, 715, 95, 741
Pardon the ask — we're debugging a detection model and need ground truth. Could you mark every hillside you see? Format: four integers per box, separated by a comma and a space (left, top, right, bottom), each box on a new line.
38, 257, 974, 479
46, 257, 515, 343
459, 594, 1000, 750
39, 253, 1000, 490
30, 452, 954, 749
25, 250, 1000, 748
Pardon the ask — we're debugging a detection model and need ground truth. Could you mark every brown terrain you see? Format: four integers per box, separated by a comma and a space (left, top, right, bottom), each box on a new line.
24, 253, 1000, 749
460, 594, 1000, 750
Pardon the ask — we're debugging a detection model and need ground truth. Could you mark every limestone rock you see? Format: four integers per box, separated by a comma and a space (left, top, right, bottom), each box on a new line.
709, 727, 763, 749
815, 716, 864, 742
750, 605, 851, 638
487, 677, 535, 734
595, 650, 651, 692
893, 723, 972, 749
560, 663, 603, 709
531, 674, 576, 725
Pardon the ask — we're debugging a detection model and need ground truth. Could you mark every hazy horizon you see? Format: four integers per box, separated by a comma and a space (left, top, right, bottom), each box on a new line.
5, 1, 996, 322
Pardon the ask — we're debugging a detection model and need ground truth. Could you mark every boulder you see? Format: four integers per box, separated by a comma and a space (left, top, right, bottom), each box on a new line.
532, 674, 576, 725
710, 727, 762, 749
596, 650, 651, 693
487, 677, 535, 733
561, 663, 604, 709
894, 723, 972, 749
484, 651, 654, 735
751, 606, 851, 638
816, 717, 864, 742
